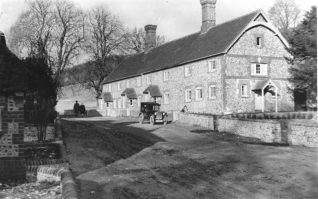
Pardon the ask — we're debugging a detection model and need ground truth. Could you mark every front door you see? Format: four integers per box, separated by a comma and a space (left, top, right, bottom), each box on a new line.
255, 93, 263, 111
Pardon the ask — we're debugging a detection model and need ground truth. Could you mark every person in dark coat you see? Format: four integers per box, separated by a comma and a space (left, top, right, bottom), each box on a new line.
79, 103, 87, 117
73, 100, 79, 117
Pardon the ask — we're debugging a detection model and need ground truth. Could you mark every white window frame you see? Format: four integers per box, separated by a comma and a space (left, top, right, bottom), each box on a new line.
113, 99, 117, 108
185, 89, 192, 102
118, 99, 121, 108
146, 75, 151, 85
251, 63, 268, 76
108, 84, 112, 92
164, 92, 170, 104
208, 85, 216, 99
208, 60, 217, 72
126, 80, 129, 88
137, 76, 141, 87
241, 84, 249, 97
195, 87, 203, 101
163, 70, 169, 82
117, 82, 121, 91
137, 96, 142, 107
122, 97, 126, 108
185, 66, 191, 77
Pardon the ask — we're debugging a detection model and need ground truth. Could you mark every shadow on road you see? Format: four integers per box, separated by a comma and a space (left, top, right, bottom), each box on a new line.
61, 119, 165, 176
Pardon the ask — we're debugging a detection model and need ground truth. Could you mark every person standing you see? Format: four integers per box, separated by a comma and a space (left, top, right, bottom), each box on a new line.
73, 100, 79, 117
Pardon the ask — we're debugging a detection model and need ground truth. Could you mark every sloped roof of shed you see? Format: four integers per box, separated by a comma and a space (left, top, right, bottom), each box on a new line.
105, 10, 261, 83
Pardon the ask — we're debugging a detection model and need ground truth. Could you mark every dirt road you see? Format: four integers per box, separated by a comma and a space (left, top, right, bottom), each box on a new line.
62, 117, 318, 199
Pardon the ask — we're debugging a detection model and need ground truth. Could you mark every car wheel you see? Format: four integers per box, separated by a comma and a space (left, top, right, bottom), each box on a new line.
163, 117, 168, 125
150, 115, 155, 125
139, 114, 144, 124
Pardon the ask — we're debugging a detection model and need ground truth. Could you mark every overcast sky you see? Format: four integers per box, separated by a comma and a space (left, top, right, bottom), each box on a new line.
0, 0, 317, 41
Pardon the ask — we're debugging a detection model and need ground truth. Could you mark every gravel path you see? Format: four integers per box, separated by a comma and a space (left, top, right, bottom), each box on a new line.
0, 181, 61, 199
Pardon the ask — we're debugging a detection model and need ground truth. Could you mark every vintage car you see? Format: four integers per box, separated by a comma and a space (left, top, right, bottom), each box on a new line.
138, 102, 168, 125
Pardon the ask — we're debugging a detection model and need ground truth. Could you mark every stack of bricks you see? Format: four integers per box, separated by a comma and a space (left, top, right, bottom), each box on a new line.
0, 93, 26, 181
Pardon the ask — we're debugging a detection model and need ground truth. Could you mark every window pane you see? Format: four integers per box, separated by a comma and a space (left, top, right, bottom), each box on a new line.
256, 64, 261, 74
241, 84, 248, 97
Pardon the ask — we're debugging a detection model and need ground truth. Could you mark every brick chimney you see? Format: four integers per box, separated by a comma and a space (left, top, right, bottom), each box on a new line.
0, 31, 6, 46
200, 0, 217, 33
144, 25, 157, 51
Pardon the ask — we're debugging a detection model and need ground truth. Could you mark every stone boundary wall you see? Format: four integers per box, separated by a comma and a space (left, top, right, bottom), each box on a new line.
288, 122, 318, 147
177, 112, 215, 130
218, 118, 282, 143
0, 157, 26, 181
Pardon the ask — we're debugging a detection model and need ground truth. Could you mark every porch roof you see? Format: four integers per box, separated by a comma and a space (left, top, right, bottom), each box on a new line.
143, 85, 162, 97
252, 80, 280, 95
103, 92, 113, 102
121, 88, 137, 99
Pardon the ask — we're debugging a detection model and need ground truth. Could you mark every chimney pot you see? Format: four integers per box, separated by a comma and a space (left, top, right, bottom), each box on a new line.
0, 31, 6, 46
144, 25, 157, 51
200, 0, 217, 33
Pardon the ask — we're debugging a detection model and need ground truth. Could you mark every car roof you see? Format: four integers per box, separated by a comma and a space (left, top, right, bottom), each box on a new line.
140, 102, 160, 106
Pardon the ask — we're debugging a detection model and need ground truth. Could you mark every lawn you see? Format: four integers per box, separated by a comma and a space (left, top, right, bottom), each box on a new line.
61, 117, 318, 199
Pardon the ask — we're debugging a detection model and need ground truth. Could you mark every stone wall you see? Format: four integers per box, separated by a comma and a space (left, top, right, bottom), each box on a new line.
224, 26, 293, 113
24, 125, 56, 142
288, 122, 318, 147
218, 118, 282, 143
177, 112, 215, 130
0, 94, 25, 157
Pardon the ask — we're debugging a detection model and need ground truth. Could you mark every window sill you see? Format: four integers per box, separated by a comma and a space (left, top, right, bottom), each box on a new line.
208, 69, 217, 73
196, 98, 203, 101
251, 74, 268, 77
209, 97, 217, 100
241, 95, 249, 98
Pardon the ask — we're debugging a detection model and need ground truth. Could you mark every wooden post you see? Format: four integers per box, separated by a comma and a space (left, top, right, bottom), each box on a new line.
262, 89, 264, 112
275, 87, 278, 112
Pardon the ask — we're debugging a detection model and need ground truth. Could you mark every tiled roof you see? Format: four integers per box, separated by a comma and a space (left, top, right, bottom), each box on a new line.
0, 43, 27, 92
105, 10, 260, 83
103, 92, 113, 102
143, 85, 162, 97
121, 88, 137, 99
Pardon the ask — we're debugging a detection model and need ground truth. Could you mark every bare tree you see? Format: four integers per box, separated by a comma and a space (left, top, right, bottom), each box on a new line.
268, 0, 301, 37
81, 6, 127, 105
125, 27, 166, 54
9, 0, 53, 59
51, 0, 85, 80
9, 0, 84, 82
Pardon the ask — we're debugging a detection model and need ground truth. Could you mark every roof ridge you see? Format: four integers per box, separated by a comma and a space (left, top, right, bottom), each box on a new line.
145, 9, 261, 52
209, 9, 261, 30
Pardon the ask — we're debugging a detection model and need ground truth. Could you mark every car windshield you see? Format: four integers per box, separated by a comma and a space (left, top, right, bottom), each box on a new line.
153, 106, 159, 111
141, 104, 160, 112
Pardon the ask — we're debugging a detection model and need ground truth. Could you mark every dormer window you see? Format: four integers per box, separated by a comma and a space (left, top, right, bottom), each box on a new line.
137, 76, 141, 87
208, 60, 217, 72
146, 75, 151, 85
163, 70, 169, 82
185, 66, 191, 77
108, 84, 112, 92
